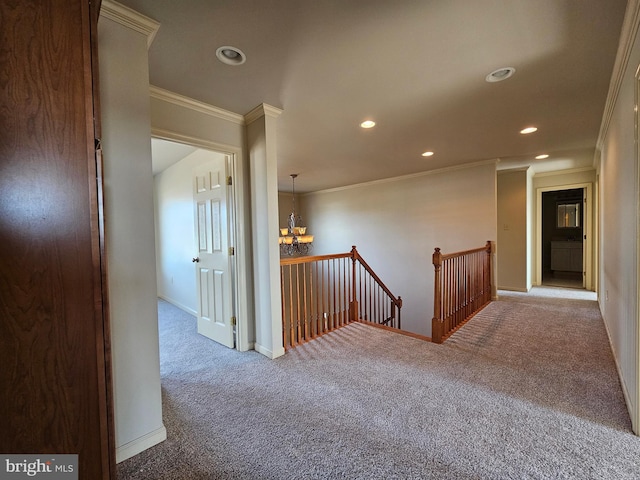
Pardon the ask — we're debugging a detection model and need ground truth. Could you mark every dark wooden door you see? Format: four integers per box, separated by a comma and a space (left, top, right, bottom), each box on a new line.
0, 1, 114, 478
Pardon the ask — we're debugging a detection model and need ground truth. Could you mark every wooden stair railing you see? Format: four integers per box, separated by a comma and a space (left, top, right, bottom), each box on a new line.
280, 246, 402, 350
432, 241, 492, 344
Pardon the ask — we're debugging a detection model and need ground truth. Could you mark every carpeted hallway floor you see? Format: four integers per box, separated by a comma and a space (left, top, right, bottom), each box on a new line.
117, 288, 640, 479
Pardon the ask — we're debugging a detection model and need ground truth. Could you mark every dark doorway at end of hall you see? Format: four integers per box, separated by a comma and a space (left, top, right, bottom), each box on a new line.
541, 188, 584, 289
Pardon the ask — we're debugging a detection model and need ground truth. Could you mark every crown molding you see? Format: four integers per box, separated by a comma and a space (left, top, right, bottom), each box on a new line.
151, 128, 240, 155
100, 0, 160, 48
595, 0, 640, 157
244, 104, 284, 124
497, 167, 531, 175
306, 158, 498, 196
149, 86, 245, 125
533, 166, 595, 178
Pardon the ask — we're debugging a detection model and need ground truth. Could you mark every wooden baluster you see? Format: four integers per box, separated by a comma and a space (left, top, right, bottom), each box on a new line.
281, 265, 287, 349
310, 262, 315, 338
288, 265, 295, 347
454, 257, 458, 329
360, 268, 364, 321
331, 259, 337, 330
471, 252, 475, 311
296, 265, 303, 344
448, 257, 452, 332
303, 263, 309, 342
322, 259, 327, 333
338, 258, 342, 326
464, 254, 469, 322
343, 257, 348, 326
455, 256, 459, 329
338, 258, 342, 327
485, 245, 489, 303
313, 260, 317, 334
447, 257, 452, 332
349, 247, 358, 322
368, 273, 372, 322
450, 257, 455, 331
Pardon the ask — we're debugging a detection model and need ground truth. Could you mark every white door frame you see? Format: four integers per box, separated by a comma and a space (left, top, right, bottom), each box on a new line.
152, 129, 252, 352
535, 182, 593, 290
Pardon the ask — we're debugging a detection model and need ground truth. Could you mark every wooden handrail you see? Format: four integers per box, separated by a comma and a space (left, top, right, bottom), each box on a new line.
432, 241, 492, 344
440, 244, 490, 261
350, 246, 403, 311
279, 251, 352, 266
280, 245, 402, 349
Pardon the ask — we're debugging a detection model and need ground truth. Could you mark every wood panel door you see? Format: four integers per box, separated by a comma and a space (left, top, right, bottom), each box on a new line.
194, 159, 235, 348
0, 1, 114, 478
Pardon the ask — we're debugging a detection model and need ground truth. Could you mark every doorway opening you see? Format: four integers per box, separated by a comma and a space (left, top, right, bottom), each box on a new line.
151, 136, 240, 349
541, 188, 584, 289
535, 182, 593, 291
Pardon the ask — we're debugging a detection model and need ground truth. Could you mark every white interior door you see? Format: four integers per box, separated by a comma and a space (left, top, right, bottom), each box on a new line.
193, 159, 234, 348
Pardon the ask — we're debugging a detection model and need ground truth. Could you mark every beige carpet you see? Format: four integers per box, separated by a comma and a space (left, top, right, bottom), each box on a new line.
117, 290, 639, 479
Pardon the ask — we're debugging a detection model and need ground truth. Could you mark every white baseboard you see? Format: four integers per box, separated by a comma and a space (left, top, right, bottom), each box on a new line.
254, 342, 285, 359
157, 294, 197, 316
116, 425, 167, 463
497, 286, 529, 293
599, 304, 637, 435
237, 341, 255, 352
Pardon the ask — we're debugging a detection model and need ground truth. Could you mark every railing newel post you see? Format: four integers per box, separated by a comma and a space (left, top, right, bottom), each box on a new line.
349, 245, 358, 322
432, 247, 444, 344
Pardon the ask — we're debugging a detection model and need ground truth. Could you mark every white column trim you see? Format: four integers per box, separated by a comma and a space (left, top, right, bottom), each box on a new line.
244, 103, 283, 124
100, 0, 161, 48
116, 426, 167, 463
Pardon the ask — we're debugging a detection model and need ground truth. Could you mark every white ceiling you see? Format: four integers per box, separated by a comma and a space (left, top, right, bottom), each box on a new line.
120, 0, 628, 192
151, 138, 197, 175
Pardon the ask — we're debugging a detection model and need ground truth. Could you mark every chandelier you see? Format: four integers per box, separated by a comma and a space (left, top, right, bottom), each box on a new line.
279, 174, 314, 256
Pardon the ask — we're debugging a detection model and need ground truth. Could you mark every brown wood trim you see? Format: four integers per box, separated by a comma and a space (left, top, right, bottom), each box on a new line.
441, 245, 488, 261
439, 301, 491, 343
0, 1, 114, 477
283, 320, 355, 351
85, 0, 115, 476
280, 251, 352, 266
358, 320, 432, 343
351, 247, 401, 305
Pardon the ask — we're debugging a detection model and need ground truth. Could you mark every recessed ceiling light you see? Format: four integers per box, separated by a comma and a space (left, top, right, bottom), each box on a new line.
422, 151, 434, 157
216, 46, 246, 65
486, 67, 516, 83
360, 120, 376, 129
535, 154, 549, 160
520, 126, 538, 134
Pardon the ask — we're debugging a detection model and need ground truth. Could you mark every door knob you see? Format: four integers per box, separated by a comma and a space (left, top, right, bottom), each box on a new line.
192, 257, 200, 263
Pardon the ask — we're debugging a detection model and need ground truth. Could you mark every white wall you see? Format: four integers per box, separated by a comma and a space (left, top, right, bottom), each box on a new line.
154, 149, 228, 314
98, 15, 166, 462
497, 169, 529, 291
597, 2, 640, 432
302, 161, 497, 337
